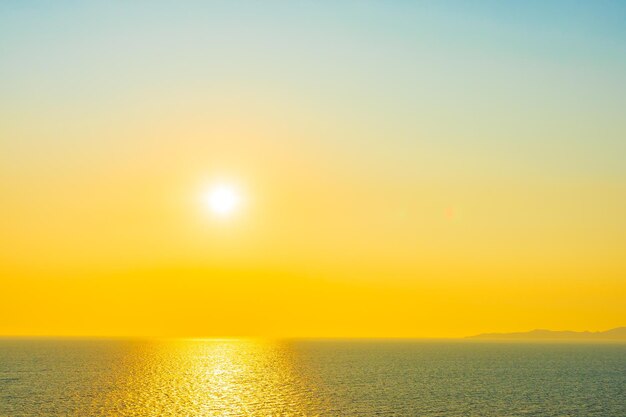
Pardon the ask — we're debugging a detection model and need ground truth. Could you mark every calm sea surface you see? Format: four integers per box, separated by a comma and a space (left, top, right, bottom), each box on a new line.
1, 339, 625, 416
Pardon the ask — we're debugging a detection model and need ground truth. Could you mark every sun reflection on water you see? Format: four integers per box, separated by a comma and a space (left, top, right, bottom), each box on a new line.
100, 339, 323, 417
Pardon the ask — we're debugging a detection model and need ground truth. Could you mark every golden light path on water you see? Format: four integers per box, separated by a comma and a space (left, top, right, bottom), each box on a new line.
95, 339, 325, 416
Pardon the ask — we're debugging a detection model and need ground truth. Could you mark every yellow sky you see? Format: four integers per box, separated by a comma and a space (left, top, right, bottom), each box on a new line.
2, 101, 625, 338
1, 2, 626, 337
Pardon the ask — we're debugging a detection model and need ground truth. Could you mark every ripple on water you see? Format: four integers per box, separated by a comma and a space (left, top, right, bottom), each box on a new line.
0, 339, 625, 416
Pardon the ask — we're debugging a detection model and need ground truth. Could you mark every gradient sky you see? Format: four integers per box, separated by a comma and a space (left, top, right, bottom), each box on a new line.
1, 1, 625, 337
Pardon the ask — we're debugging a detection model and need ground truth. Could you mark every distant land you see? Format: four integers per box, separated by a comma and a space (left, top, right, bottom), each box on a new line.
468, 327, 626, 340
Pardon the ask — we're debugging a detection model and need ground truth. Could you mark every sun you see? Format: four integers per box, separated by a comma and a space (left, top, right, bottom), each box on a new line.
205, 183, 241, 216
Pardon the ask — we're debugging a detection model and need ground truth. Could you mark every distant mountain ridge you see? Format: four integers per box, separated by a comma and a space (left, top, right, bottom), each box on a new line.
468, 327, 626, 340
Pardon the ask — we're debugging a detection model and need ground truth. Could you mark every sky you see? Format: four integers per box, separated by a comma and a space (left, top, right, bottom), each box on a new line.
1, 1, 625, 338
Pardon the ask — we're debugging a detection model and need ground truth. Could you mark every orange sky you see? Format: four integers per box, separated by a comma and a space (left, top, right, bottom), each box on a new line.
1, 1, 625, 337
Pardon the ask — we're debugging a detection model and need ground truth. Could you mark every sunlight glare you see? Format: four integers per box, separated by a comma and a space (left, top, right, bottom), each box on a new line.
206, 184, 241, 216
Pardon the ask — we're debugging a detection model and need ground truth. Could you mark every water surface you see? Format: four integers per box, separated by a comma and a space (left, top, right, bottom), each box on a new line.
1, 339, 625, 416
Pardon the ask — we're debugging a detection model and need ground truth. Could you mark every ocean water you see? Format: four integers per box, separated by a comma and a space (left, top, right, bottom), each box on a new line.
1, 339, 625, 416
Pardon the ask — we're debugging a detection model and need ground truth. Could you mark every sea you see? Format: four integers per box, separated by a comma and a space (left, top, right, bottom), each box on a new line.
1, 339, 625, 416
